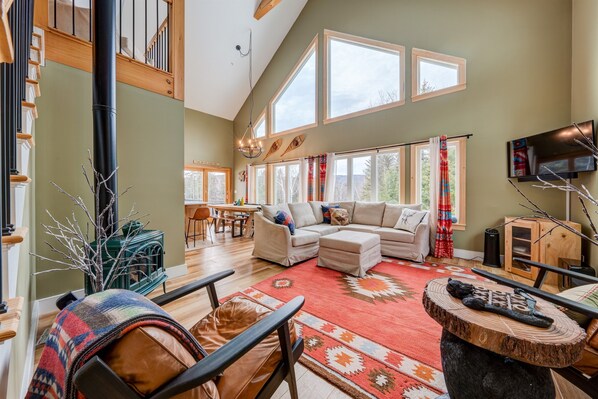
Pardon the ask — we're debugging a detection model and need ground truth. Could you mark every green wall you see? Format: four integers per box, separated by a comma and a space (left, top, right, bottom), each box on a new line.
571, 0, 598, 268
233, 0, 572, 252
35, 61, 185, 298
184, 108, 233, 167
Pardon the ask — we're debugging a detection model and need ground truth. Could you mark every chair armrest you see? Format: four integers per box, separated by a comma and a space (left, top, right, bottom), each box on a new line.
152, 269, 234, 307
513, 257, 598, 286
150, 296, 305, 399
473, 268, 598, 319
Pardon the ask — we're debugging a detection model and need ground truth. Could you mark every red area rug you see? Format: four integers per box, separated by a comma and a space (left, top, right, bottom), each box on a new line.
237, 257, 481, 399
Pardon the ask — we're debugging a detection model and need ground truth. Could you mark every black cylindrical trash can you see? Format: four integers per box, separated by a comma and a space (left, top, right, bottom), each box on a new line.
483, 228, 501, 267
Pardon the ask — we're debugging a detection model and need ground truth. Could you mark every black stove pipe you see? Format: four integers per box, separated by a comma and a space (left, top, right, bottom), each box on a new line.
92, 0, 118, 235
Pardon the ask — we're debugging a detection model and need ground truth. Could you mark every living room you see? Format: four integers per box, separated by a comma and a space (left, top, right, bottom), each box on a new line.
1, 0, 598, 398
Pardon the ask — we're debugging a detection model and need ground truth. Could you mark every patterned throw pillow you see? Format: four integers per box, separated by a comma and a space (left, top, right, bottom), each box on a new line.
274, 210, 295, 235
394, 208, 427, 233
330, 208, 350, 226
321, 204, 340, 224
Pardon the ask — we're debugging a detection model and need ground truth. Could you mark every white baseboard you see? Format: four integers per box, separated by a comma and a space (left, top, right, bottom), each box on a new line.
20, 301, 39, 399
36, 264, 189, 316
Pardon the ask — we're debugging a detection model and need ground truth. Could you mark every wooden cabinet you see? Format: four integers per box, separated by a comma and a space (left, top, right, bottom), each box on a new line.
505, 217, 581, 286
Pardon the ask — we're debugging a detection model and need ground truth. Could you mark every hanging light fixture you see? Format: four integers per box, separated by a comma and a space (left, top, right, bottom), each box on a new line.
236, 31, 263, 159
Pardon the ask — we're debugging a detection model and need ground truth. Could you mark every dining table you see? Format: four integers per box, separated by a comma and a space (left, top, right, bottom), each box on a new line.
208, 204, 261, 239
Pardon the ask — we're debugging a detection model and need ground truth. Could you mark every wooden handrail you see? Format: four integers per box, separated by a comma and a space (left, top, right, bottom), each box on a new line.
145, 17, 168, 57
0, 0, 14, 63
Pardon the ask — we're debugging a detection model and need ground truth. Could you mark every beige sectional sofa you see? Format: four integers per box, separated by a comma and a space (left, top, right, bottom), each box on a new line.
253, 201, 430, 266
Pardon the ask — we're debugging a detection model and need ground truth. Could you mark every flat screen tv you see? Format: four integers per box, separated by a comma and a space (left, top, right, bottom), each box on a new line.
507, 120, 596, 180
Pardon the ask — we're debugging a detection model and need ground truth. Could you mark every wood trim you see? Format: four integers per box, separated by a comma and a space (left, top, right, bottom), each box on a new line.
44, 28, 174, 97
184, 165, 232, 204
323, 30, 406, 125
0, 0, 14, 63
269, 34, 318, 137
0, 296, 23, 343
254, 0, 282, 20
411, 48, 467, 102
10, 174, 31, 184
1, 226, 28, 245
172, 0, 184, 100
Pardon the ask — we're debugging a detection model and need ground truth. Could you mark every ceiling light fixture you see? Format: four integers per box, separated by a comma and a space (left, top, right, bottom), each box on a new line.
236, 31, 263, 159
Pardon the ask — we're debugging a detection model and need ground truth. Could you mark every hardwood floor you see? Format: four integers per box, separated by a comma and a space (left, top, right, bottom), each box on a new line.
34, 233, 587, 398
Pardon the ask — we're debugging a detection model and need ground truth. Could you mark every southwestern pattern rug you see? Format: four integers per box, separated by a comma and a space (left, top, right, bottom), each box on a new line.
236, 257, 481, 399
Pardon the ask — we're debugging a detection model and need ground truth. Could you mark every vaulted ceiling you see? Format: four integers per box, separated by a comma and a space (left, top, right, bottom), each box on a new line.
184, 0, 308, 121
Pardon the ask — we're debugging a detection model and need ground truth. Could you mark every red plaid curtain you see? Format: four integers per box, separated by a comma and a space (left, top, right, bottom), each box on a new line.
434, 135, 454, 258
307, 157, 315, 201
318, 154, 327, 201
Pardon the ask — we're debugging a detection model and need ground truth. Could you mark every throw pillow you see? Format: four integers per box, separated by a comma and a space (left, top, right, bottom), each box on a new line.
394, 208, 427, 233
330, 208, 350, 226
274, 210, 295, 235
321, 204, 340, 224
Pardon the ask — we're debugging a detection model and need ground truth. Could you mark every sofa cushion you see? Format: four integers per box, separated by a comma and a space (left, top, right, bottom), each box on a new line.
291, 229, 320, 247
382, 204, 422, 228
322, 204, 340, 224
299, 224, 340, 236
274, 210, 295, 235
352, 202, 386, 226
394, 209, 428, 234
319, 231, 380, 253
103, 326, 219, 398
558, 284, 598, 327
375, 227, 416, 243
340, 224, 381, 233
288, 202, 317, 228
262, 204, 291, 222
331, 208, 350, 226
309, 201, 326, 224
190, 296, 297, 399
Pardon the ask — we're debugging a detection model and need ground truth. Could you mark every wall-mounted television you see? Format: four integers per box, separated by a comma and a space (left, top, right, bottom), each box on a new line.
507, 120, 596, 181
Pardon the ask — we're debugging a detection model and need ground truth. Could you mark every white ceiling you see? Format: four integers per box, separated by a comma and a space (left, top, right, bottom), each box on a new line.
184, 0, 308, 121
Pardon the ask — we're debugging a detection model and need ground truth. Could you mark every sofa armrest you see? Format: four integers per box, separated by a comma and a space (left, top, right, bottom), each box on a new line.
254, 213, 292, 246
414, 212, 430, 238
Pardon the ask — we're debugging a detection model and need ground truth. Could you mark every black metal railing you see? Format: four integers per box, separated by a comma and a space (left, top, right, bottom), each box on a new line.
0, 0, 35, 312
49, 0, 171, 73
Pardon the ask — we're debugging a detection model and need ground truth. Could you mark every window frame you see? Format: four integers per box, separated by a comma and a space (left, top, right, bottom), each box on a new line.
253, 108, 267, 139
409, 138, 467, 230
250, 164, 268, 204
270, 161, 302, 204
411, 48, 467, 103
323, 30, 406, 125
332, 148, 406, 203
269, 35, 319, 137
184, 165, 232, 204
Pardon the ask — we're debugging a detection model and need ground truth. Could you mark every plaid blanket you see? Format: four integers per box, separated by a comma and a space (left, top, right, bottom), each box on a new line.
27, 289, 206, 399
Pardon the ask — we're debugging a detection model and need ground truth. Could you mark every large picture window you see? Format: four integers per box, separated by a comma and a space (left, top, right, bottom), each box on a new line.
270, 36, 318, 136
410, 138, 466, 229
324, 30, 405, 124
333, 149, 405, 203
254, 165, 267, 204
412, 48, 466, 102
254, 110, 266, 139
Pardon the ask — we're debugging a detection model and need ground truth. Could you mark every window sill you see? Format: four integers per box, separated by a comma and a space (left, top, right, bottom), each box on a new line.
453, 223, 466, 231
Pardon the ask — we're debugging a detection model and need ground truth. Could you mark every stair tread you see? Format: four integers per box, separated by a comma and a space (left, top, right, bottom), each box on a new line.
21, 101, 38, 118
0, 296, 24, 343
10, 175, 31, 184
2, 227, 28, 245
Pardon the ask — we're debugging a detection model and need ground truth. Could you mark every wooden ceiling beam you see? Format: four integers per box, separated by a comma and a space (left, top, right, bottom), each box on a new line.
254, 0, 282, 20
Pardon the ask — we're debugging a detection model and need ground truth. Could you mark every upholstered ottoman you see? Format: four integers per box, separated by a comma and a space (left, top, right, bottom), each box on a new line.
317, 231, 381, 277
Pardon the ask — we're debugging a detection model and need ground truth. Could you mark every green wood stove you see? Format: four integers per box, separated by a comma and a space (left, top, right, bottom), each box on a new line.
85, 230, 167, 296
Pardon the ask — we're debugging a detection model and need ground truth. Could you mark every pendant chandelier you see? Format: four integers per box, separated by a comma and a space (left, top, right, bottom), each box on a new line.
236, 31, 263, 159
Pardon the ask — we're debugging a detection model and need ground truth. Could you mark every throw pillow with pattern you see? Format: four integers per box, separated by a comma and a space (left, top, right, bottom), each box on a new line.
321, 204, 340, 224
330, 208, 350, 226
274, 210, 295, 235
394, 208, 427, 233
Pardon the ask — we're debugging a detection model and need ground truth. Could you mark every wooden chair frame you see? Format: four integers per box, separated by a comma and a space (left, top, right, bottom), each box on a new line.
473, 258, 598, 397
73, 270, 305, 399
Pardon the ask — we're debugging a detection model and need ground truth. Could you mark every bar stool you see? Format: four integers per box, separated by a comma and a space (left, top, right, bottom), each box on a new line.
185, 207, 213, 247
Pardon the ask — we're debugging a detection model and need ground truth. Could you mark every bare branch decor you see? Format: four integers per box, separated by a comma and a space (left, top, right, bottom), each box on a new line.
31, 152, 150, 294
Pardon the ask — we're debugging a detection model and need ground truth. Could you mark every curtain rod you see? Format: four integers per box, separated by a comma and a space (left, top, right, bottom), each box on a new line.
250, 133, 473, 166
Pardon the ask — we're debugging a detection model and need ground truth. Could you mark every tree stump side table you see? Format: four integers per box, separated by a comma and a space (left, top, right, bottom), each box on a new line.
423, 277, 586, 399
